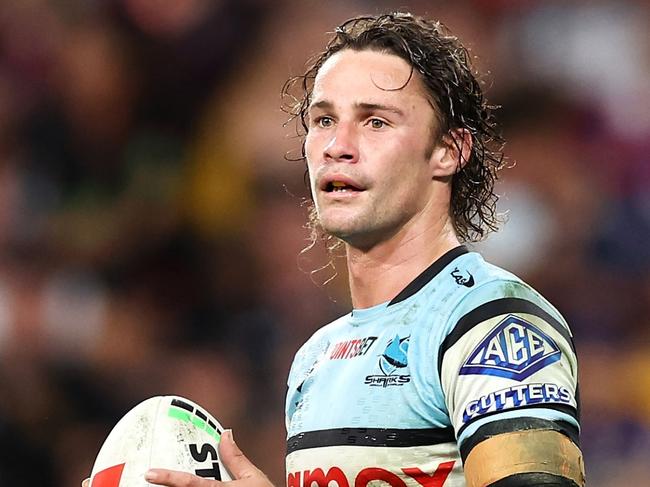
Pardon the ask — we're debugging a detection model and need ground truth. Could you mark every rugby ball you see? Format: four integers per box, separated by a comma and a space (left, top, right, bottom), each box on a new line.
89, 396, 232, 487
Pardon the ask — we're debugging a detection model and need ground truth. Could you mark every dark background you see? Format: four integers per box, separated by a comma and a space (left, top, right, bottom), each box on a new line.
0, 1, 648, 486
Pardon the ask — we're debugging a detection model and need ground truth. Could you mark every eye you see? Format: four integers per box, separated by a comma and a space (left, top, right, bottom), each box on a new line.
368, 118, 386, 129
316, 116, 334, 128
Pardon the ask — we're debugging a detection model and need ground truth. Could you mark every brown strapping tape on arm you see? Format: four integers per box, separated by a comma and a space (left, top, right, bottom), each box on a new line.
463, 429, 586, 487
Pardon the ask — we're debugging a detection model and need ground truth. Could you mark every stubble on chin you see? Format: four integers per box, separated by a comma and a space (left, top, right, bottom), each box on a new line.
319, 209, 383, 248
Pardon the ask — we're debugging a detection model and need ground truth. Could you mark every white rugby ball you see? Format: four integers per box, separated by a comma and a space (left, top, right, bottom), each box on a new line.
89, 396, 232, 487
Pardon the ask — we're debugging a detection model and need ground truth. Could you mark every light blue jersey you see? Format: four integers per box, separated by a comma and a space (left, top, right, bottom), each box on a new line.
285, 246, 579, 487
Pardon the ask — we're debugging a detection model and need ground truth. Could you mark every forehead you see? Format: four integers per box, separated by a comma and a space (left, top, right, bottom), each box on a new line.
312, 49, 430, 106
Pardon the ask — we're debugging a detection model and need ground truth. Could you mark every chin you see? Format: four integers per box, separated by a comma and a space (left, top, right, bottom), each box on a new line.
321, 221, 379, 248
318, 208, 385, 244
318, 219, 357, 239
318, 209, 355, 233
320, 221, 356, 240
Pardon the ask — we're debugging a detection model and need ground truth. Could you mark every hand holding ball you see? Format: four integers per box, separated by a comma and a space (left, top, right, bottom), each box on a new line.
88, 396, 232, 487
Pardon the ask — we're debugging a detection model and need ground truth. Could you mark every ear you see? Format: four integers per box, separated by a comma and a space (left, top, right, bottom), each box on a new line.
430, 129, 472, 178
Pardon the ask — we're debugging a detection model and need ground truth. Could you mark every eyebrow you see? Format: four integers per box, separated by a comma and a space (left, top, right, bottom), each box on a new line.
309, 100, 405, 117
355, 102, 405, 117
308, 100, 334, 113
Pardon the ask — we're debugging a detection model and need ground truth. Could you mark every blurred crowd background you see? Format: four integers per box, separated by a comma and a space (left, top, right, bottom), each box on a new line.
0, 0, 648, 486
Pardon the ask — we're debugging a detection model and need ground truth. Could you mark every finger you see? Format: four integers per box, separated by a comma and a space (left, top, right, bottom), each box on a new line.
82, 479, 90, 487
145, 469, 219, 487
218, 430, 264, 481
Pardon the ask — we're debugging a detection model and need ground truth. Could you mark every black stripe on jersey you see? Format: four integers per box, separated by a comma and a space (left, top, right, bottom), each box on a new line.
488, 472, 580, 487
459, 417, 580, 462
456, 403, 579, 441
388, 245, 468, 306
438, 297, 576, 377
286, 426, 456, 454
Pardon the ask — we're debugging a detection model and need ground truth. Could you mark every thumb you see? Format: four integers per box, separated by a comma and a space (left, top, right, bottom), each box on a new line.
218, 430, 264, 481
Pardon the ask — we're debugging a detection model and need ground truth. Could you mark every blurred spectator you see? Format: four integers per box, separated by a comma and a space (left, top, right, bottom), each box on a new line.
0, 1, 647, 486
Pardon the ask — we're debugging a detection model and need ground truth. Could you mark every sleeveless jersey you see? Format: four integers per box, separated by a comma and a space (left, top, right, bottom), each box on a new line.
285, 246, 580, 487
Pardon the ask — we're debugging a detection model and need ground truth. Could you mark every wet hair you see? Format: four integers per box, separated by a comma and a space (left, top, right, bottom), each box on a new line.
283, 12, 505, 244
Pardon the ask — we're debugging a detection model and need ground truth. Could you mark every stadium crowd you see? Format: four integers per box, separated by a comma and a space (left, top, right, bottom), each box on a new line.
0, 1, 648, 486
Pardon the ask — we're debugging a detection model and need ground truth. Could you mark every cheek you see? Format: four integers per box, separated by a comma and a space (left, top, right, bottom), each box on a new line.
373, 145, 431, 201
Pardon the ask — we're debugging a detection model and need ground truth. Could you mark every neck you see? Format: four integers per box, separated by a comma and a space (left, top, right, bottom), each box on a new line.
346, 215, 461, 309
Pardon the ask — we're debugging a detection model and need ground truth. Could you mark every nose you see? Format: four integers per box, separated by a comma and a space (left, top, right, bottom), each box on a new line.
323, 123, 359, 163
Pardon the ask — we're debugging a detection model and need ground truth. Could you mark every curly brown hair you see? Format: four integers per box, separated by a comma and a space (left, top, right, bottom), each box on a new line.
283, 12, 505, 244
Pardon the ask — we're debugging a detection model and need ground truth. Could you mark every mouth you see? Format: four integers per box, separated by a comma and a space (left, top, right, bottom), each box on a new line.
320, 177, 365, 194
326, 181, 362, 193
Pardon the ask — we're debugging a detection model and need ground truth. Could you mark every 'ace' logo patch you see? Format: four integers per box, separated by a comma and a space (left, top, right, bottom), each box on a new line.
459, 315, 561, 381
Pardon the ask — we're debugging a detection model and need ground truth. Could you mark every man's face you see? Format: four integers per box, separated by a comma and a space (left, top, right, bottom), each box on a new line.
305, 49, 441, 250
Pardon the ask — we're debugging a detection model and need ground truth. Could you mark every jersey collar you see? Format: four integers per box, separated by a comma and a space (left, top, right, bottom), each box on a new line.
387, 245, 469, 306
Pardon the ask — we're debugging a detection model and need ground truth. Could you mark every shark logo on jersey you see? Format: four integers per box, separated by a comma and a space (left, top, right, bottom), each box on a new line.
451, 267, 474, 287
459, 315, 561, 381
365, 335, 411, 387
379, 335, 409, 375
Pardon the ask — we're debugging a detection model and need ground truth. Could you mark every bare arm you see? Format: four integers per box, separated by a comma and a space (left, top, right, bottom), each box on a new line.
463, 429, 585, 487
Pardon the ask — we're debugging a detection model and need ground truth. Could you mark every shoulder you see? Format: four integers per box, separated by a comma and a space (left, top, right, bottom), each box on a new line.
439, 255, 574, 363
403, 250, 572, 366
448, 251, 558, 305
417, 251, 570, 348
